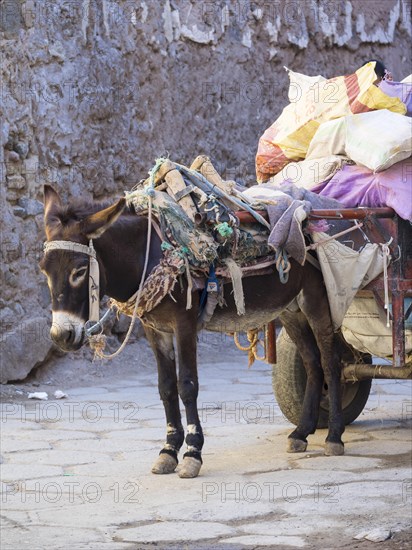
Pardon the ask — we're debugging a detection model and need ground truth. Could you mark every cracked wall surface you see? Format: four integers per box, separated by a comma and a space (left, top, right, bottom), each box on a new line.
1, 0, 411, 380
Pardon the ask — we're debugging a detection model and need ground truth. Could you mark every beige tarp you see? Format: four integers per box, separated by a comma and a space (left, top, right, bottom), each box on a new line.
342, 295, 412, 358
311, 232, 386, 329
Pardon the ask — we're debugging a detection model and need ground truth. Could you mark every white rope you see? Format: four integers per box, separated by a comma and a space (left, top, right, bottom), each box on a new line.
203, 196, 221, 223
306, 222, 364, 250
183, 255, 193, 310
380, 238, 393, 328
90, 193, 154, 359
225, 258, 245, 315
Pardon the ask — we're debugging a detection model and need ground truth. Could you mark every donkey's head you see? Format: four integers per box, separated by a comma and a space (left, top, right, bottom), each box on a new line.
40, 185, 125, 351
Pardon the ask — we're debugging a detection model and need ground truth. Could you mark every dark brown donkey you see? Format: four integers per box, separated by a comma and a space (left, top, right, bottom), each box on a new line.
40, 185, 345, 478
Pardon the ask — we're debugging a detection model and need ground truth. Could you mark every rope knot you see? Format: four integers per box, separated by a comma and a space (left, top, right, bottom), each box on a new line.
216, 222, 234, 238
275, 248, 291, 284
89, 334, 107, 360
233, 330, 266, 367
161, 241, 173, 251
145, 186, 155, 197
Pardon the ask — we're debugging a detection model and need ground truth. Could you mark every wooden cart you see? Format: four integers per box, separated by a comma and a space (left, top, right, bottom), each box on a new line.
266, 207, 412, 427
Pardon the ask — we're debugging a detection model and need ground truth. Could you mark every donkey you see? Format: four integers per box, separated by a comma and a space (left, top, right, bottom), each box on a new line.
40, 185, 345, 478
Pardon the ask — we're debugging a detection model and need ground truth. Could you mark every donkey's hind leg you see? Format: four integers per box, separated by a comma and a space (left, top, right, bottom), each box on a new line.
280, 310, 324, 453
144, 326, 185, 474
299, 273, 345, 456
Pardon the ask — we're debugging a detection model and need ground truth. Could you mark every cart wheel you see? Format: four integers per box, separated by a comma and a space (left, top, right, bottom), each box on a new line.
272, 329, 372, 428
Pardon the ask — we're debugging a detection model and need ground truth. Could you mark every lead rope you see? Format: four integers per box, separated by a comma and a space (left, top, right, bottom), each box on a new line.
89, 187, 157, 360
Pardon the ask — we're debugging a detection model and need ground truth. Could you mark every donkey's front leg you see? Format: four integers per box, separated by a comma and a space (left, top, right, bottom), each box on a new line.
175, 323, 204, 478
144, 326, 185, 474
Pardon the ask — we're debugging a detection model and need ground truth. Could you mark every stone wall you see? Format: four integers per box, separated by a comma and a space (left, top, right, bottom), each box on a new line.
1, 0, 411, 381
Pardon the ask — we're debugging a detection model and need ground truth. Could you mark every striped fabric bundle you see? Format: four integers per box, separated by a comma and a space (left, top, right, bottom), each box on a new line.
255, 63, 407, 183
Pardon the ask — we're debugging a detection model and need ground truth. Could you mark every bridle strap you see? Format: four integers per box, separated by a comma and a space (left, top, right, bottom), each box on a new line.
88, 249, 100, 323
43, 239, 100, 323
43, 240, 97, 258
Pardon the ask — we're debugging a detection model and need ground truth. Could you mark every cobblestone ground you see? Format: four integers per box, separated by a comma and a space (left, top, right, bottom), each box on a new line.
1, 341, 411, 549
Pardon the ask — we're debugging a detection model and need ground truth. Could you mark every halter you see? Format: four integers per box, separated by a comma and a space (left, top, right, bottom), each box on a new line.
43, 240, 101, 330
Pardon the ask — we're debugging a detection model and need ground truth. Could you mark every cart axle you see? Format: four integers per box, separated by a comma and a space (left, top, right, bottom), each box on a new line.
342, 363, 412, 381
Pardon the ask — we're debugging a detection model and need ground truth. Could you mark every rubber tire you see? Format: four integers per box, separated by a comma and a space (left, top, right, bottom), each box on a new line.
272, 329, 372, 429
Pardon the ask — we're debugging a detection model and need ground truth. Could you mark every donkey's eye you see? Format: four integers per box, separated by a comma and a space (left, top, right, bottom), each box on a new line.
69, 266, 88, 287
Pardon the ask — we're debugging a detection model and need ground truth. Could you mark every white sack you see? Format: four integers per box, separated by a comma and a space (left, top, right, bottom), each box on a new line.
307, 110, 412, 172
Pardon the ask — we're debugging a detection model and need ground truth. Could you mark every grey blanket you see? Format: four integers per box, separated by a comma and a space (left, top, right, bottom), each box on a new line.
262, 183, 344, 265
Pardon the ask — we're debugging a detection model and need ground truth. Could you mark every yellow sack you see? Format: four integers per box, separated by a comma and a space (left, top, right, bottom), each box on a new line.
256, 63, 407, 183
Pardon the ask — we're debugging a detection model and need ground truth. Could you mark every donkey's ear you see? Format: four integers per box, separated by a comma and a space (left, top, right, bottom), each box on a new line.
81, 198, 126, 239
44, 185, 62, 218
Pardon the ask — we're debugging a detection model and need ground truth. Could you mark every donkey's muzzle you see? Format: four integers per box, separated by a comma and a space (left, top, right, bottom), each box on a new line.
50, 312, 85, 352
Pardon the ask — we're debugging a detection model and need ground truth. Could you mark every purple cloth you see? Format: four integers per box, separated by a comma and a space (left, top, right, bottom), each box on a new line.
379, 80, 412, 116
310, 159, 412, 221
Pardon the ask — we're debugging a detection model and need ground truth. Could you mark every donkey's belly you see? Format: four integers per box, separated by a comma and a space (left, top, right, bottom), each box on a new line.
204, 306, 287, 333
204, 272, 301, 333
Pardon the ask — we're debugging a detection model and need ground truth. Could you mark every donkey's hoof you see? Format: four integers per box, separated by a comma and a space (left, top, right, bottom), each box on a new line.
324, 442, 344, 456
178, 457, 202, 478
287, 438, 308, 453
151, 453, 178, 474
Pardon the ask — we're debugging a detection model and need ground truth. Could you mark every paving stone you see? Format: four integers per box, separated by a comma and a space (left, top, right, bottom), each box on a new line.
54, 437, 160, 454
114, 521, 236, 543
66, 387, 111, 396
23, 429, 100, 441
2, 525, 108, 549
0, 464, 63, 481
2, 476, 147, 519
349, 439, 411, 456
222, 535, 306, 546
293, 455, 383, 471
239, 519, 334, 536
99, 427, 163, 440
152, 500, 277, 524
369, 427, 412, 441
0, 439, 52, 453
69, 544, 134, 550
5, 449, 112, 466
64, 461, 155, 481
0, 416, 45, 430
33, 499, 152, 526
46, 417, 140, 433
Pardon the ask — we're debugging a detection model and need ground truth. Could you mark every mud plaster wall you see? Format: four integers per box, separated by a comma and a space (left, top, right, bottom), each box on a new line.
1, 0, 411, 381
